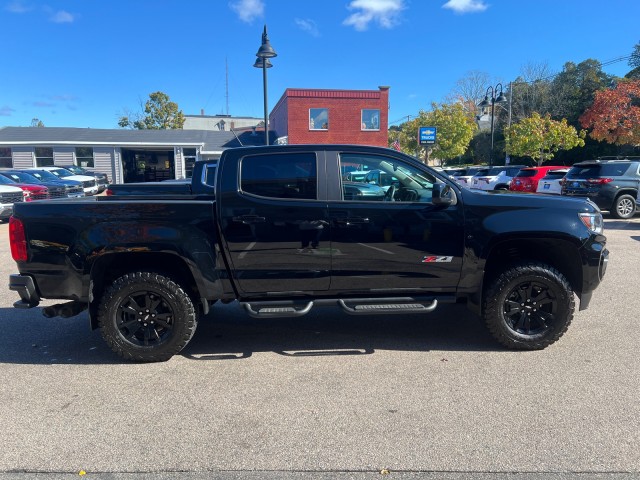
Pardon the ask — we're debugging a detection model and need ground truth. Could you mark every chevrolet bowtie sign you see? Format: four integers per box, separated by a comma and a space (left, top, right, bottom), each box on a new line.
418, 126, 437, 145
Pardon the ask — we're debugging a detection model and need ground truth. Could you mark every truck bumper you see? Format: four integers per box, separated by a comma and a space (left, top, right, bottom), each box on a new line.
9, 274, 40, 308
579, 240, 609, 311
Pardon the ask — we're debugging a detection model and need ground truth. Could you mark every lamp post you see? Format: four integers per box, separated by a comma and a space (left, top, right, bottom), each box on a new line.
478, 83, 508, 166
254, 25, 277, 146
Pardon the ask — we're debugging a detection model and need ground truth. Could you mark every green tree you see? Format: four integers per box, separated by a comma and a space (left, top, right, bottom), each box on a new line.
393, 103, 476, 164
549, 60, 613, 126
30, 118, 45, 127
505, 112, 586, 165
118, 91, 185, 129
629, 41, 640, 69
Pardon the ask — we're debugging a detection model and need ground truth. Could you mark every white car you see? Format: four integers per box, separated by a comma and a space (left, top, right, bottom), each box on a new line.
470, 165, 526, 191
34, 167, 99, 195
536, 168, 569, 195
0, 184, 25, 222
453, 166, 486, 188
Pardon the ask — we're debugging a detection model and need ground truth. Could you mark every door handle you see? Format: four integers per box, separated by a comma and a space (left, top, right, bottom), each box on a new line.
233, 215, 266, 224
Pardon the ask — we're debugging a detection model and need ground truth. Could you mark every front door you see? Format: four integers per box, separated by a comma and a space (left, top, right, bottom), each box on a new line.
218, 150, 331, 296
328, 151, 464, 294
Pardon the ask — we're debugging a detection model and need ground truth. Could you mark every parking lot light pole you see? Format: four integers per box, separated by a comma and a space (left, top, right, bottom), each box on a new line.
478, 83, 508, 167
254, 25, 277, 146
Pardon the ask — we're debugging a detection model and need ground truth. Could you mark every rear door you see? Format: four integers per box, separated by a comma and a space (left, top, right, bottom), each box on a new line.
326, 149, 464, 294
217, 149, 331, 295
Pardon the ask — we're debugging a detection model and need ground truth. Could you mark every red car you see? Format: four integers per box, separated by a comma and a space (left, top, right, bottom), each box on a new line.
509, 166, 568, 192
0, 172, 49, 201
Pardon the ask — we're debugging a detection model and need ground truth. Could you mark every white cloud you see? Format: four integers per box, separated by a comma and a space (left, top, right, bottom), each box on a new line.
343, 0, 405, 31
442, 0, 488, 14
0, 106, 16, 116
229, 0, 264, 23
5, 1, 32, 13
294, 18, 320, 37
50, 10, 75, 23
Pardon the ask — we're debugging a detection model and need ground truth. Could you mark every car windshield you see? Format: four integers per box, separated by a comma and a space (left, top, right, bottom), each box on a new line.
3, 172, 40, 183
50, 169, 73, 178
66, 166, 85, 174
0, 175, 16, 185
568, 163, 631, 178
29, 170, 59, 181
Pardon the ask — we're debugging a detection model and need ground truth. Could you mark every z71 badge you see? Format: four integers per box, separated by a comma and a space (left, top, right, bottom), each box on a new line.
422, 256, 453, 263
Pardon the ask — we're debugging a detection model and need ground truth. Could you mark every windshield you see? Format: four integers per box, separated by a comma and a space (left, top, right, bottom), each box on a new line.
29, 170, 59, 181
3, 172, 40, 183
50, 169, 73, 178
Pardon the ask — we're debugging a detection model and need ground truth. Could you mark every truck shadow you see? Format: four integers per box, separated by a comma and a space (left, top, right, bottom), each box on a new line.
0, 301, 501, 365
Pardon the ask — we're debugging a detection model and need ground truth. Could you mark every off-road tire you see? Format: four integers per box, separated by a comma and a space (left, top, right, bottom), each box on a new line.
98, 272, 197, 362
612, 194, 636, 219
484, 262, 575, 350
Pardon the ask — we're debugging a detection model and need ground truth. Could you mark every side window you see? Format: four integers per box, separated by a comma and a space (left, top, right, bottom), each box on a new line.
75, 147, 94, 167
241, 153, 318, 200
339, 153, 436, 203
35, 147, 54, 167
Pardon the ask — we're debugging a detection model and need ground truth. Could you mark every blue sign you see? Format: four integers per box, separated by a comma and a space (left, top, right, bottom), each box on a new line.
418, 126, 437, 145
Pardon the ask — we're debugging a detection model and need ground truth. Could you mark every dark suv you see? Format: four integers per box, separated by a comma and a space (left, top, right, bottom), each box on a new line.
561, 159, 640, 219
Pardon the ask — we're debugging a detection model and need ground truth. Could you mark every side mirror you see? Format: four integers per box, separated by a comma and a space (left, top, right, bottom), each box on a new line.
432, 183, 453, 206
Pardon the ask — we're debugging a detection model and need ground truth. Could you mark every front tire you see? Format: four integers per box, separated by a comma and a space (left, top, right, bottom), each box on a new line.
98, 272, 197, 362
612, 194, 636, 219
483, 262, 575, 350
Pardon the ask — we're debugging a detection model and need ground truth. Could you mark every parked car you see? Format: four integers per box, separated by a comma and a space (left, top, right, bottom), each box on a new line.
452, 166, 486, 188
470, 165, 527, 191
536, 169, 570, 195
34, 167, 98, 195
58, 165, 109, 193
0, 170, 69, 199
561, 158, 640, 219
0, 172, 49, 201
13, 169, 85, 198
0, 183, 24, 221
510, 166, 568, 192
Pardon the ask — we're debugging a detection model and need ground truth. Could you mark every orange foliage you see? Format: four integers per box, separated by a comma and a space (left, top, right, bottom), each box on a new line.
579, 80, 640, 146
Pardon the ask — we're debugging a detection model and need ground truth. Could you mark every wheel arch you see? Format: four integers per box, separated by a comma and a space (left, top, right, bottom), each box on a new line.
481, 237, 583, 309
88, 252, 202, 329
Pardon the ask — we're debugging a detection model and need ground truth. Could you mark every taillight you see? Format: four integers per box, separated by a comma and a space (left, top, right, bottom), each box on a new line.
105, 188, 114, 196
9, 216, 27, 262
586, 178, 613, 184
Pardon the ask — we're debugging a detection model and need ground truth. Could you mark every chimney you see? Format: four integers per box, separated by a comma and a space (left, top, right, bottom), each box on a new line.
200, 109, 205, 116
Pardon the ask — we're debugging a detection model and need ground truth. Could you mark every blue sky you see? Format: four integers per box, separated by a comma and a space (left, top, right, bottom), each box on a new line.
1, 0, 639, 129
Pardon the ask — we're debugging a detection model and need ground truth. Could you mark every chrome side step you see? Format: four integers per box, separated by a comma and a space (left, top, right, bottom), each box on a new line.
241, 296, 444, 318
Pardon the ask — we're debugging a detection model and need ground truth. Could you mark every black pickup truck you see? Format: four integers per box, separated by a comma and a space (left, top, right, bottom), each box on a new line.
8, 145, 609, 362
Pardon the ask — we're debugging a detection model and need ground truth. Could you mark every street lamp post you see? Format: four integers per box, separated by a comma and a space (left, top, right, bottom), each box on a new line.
254, 25, 277, 146
478, 83, 508, 166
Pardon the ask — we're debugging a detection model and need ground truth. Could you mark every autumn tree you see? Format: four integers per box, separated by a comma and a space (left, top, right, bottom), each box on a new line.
393, 103, 476, 164
118, 91, 185, 129
579, 79, 640, 146
505, 112, 586, 165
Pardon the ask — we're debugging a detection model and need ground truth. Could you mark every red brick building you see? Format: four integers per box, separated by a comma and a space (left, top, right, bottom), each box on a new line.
269, 87, 390, 146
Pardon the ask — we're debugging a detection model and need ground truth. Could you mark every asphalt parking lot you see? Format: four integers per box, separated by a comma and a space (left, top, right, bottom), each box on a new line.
0, 216, 638, 480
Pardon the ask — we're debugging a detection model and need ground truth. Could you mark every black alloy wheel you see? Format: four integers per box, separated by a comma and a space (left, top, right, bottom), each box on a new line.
483, 262, 575, 350
98, 272, 197, 362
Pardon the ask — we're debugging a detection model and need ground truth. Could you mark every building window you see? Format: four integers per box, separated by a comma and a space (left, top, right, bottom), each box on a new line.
309, 108, 328, 130
361, 109, 380, 130
0, 147, 11, 168
241, 152, 317, 200
75, 147, 94, 167
183, 148, 197, 178
35, 147, 54, 167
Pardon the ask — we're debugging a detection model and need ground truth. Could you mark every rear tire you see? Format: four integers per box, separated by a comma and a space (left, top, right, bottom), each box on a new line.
98, 272, 197, 362
611, 194, 636, 219
483, 262, 575, 350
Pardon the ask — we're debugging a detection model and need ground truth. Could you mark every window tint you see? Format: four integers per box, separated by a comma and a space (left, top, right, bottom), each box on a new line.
241, 153, 317, 200
516, 169, 537, 178
339, 153, 437, 203
569, 163, 630, 178
542, 170, 568, 179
